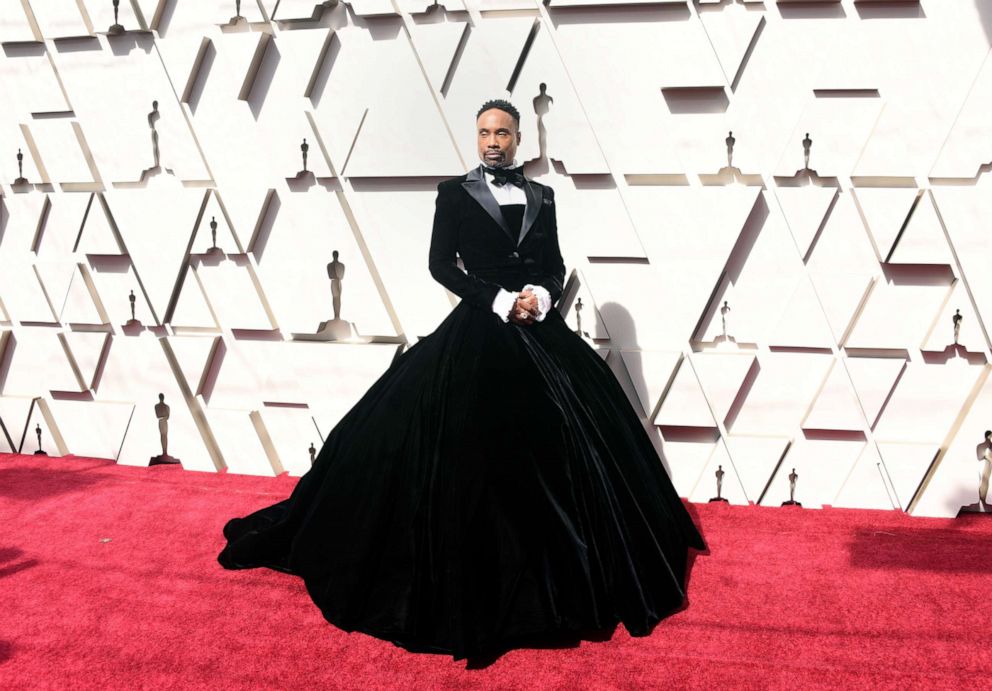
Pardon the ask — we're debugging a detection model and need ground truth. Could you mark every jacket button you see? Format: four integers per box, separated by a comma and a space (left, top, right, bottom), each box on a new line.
510, 251, 519, 258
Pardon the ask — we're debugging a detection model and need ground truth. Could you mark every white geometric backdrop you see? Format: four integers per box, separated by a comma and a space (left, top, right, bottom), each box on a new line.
2, 0, 992, 518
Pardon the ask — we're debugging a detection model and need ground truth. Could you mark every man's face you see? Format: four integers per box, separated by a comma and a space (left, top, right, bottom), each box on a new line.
477, 108, 520, 167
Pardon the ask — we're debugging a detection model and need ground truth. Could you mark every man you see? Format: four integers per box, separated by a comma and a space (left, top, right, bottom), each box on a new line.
428, 99, 565, 327
219, 99, 705, 662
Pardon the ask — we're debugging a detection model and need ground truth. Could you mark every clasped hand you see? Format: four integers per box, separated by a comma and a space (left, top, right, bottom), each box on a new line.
509, 288, 540, 325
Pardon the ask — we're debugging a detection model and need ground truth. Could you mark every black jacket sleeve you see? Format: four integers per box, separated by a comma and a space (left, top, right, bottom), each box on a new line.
428, 182, 503, 311
535, 187, 566, 306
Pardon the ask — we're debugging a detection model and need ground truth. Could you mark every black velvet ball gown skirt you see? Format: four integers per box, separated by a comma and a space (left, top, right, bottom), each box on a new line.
217, 286, 707, 661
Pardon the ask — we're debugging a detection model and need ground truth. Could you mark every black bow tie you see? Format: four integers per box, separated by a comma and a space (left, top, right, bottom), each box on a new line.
482, 164, 526, 188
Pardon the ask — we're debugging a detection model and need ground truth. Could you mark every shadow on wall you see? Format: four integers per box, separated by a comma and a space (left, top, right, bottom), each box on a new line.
977, 1, 992, 46
840, 1, 992, 45
594, 300, 680, 477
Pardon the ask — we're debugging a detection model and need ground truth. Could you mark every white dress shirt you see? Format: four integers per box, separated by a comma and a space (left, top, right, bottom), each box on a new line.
481, 160, 553, 324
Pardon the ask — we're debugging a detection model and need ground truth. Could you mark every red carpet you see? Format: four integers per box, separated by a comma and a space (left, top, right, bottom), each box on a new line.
1, 453, 990, 689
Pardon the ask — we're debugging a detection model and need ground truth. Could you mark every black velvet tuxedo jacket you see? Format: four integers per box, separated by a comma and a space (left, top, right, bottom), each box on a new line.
428, 164, 566, 314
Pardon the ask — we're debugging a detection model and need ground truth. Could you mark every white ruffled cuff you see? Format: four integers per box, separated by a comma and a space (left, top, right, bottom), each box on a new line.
523, 284, 552, 322
491, 288, 518, 323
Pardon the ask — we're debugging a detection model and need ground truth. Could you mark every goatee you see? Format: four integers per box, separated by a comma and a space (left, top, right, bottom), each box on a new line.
482, 156, 513, 169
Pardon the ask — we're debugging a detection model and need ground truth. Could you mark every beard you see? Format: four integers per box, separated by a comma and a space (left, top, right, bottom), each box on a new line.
481, 153, 515, 168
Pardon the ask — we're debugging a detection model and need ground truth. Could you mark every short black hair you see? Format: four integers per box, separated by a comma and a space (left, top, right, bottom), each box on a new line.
476, 99, 520, 129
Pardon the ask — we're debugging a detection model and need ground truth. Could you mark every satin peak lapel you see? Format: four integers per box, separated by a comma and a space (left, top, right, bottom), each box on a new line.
518, 180, 540, 246
461, 165, 516, 246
